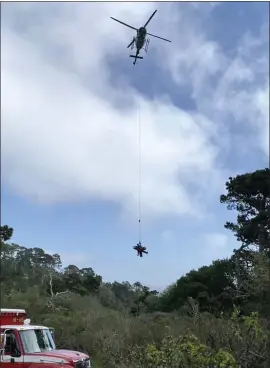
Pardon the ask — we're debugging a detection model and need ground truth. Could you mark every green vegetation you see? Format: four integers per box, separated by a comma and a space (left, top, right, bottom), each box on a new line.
1, 168, 269, 367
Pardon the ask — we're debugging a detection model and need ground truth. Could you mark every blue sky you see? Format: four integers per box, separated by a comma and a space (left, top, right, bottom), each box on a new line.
1, 2, 269, 290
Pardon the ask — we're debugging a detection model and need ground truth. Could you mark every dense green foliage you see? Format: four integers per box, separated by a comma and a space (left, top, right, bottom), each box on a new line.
1, 168, 269, 367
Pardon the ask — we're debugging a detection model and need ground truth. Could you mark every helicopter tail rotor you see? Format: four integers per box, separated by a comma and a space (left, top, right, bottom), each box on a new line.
130, 55, 143, 59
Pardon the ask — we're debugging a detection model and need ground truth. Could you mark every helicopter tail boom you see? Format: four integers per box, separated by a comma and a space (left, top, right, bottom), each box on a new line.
130, 54, 143, 65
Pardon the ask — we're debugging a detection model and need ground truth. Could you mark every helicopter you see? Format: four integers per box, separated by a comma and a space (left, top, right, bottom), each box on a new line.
110, 10, 171, 65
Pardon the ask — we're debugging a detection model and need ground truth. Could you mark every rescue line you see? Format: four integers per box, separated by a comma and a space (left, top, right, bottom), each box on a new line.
133, 100, 148, 258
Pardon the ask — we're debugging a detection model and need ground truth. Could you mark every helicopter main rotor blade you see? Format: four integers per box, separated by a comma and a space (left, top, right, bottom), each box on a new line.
127, 38, 135, 48
144, 10, 157, 28
110, 17, 138, 31
147, 33, 171, 43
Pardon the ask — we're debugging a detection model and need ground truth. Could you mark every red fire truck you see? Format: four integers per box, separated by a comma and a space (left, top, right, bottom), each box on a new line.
0, 309, 91, 367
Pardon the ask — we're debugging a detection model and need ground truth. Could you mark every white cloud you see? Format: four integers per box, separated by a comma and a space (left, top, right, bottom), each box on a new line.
1, 3, 226, 221
1, 2, 268, 225
209, 30, 269, 156
201, 232, 232, 265
165, 21, 269, 157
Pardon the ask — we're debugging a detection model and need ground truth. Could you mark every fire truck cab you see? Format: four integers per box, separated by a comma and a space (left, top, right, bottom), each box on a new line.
0, 309, 91, 367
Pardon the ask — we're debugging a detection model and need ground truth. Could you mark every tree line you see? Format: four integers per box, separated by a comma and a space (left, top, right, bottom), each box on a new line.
1, 167, 269, 367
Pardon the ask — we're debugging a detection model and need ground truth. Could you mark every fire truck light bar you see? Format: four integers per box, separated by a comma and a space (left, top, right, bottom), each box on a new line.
1, 309, 26, 314
0, 309, 27, 326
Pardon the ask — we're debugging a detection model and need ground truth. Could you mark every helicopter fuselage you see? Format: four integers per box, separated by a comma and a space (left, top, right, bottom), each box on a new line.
135, 27, 147, 52
110, 9, 171, 65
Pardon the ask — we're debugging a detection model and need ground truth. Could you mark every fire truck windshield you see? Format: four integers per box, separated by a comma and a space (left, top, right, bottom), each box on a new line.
20, 329, 56, 353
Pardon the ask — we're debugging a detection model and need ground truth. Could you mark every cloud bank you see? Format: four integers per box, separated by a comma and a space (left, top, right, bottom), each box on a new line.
2, 3, 268, 224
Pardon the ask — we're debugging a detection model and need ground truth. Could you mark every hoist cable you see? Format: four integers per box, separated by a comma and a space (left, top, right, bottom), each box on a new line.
138, 100, 142, 243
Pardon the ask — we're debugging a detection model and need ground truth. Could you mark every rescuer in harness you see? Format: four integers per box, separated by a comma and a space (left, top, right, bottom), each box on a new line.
133, 242, 148, 257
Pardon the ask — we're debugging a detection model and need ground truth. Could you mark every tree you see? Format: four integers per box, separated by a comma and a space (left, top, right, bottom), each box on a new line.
220, 169, 270, 309
109, 281, 135, 308
1, 225, 14, 242
62, 265, 102, 295
159, 259, 236, 314
221, 169, 270, 364
220, 168, 270, 253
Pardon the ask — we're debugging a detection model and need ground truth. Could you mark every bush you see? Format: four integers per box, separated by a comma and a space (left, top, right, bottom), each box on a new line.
137, 331, 236, 368
3, 289, 268, 367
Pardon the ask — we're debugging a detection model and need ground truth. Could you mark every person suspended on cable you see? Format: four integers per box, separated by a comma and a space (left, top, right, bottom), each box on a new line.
133, 242, 148, 257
